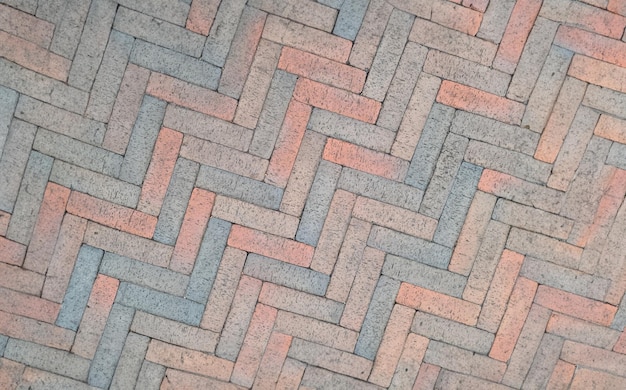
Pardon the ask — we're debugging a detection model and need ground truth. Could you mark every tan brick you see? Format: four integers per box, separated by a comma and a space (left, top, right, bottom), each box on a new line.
431, 0, 483, 36
0, 262, 44, 296
288, 338, 373, 380
253, 332, 292, 389
535, 285, 617, 326
493, 199, 574, 240
0, 30, 70, 81
569, 54, 626, 93
258, 283, 343, 324
507, 228, 583, 269
0, 4, 53, 48
275, 358, 306, 389
546, 360, 576, 390
561, 340, 626, 377
541, 0, 626, 39
161, 369, 244, 390
0, 286, 59, 323
411, 363, 440, 390
275, 310, 358, 352
0, 310, 74, 351
388, 333, 429, 389
546, 312, 621, 349
0, 236, 26, 266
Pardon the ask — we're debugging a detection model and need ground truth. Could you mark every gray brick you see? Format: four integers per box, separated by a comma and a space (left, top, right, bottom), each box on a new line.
520, 257, 609, 301
507, 228, 581, 269
301, 366, 382, 390
259, 284, 344, 324
377, 42, 428, 131
249, 70, 298, 158
114, 6, 204, 57
308, 109, 395, 153
135, 361, 166, 390
608, 142, 626, 170
348, 0, 394, 70
0, 59, 88, 114
0, 85, 18, 154
202, 0, 248, 66
34, 0, 65, 23
362, 9, 414, 101
68, 0, 117, 91
333, 0, 371, 40
100, 252, 189, 297
244, 254, 330, 296
88, 303, 135, 388
465, 140, 552, 184
153, 158, 199, 245
424, 50, 511, 97
130, 40, 221, 90
493, 198, 574, 240
50, 160, 141, 208
368, 226, 452, 269
405, 103, 455, 190
251, 0, 336, 32
583, 85, 626, 119
424, 341, 506, 383
15, 95, 105, 146
3, 0, 36, 13
477, 0, 515, 44
33, 128, 123, 177
354, 276, 400, 359
5, 151, 53, 245
433, 162, 483, 248
186, 218, 231, 303
56, 245, 104, 330
521, 334, 564, 390
116, 0, 190, 26
116, 283, 203, 326
412, 311, 495, 354
451, 111, 540, 155
49, 0, 91, 59
85, 30, 134, 123
4, 338, 90, 381
319, 0, 345, 8
0, 334, 7, 355
0, 119, 36, 212
419, 133, 469, 219
296, 161, 342, 246
110, 333, 150, 390
197, 165, 283, 210
338, 168, 424, 212
119, 95, 167, 186
383, 255, 466, 297
613, 296, 626, 331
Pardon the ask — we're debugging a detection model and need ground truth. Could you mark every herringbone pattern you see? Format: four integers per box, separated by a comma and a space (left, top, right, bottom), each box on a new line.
1, 0, 626, 388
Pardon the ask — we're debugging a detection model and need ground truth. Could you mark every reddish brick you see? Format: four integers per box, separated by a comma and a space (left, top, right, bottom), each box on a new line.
0, 4, 54, 48
492, 0, 543, 73
23, 183, 70, 274
146, 72, 237, 121
278, 46, 366, 93
0, 263, 44, 296
186, 0, 220, 35
265, 100, 312, 188
595, 114, 626, 144
535, 285, 617, 326
614, 331, 626, 353
396, 283, 481, 326
323, 138, 409, 181
431, 1, 483, 36
542, 0, 626, 38
66, 191, 157, 238
0, 358, 24, 389
293, 78, 381, 124
0, 30, 70, 81
555, 26, 626, 68
546, 360, 576, 390
169, 188, 215, 274
0, 286, 59, 323
138, 127, 184, 216
436, 80, 525, 125
413, 363, 441, 390
0, 310, 74, 350
253, 332, 292, 389
161, 368, 242, 390
0, 237, 26, 266
489, 277, 538, 362
608, 0, 626, 15
568, 54, 626, 93
228, 225, 314, 268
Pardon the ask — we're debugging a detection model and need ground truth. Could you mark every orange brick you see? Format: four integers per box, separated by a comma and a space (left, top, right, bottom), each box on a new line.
137, 127, 183, 216
293, 78, 381, 124
0, 358, 24, 389
253, 332, 293, 389
555, 26, 626, 68
0, 286, 59, 323
0, 263, 44, 296
0, 310, 74, 350
170, 188, 215, 274
0, 237, 26, 266
160, 369, 239, 390
431, 0, 483, 35
146, 339, 234, 381
23, 183, 70, 274
568, 54, 626, 93
0, 4, 54, 48
413, 363, 441, 390
614, 331, 626, 353
186, 0, 220, 35
72, 274, 119, 358
146, 72, 237, 121
396, 283, 481, 326
534, 285, 617, 326
66, 191, 157, 238
231, 304, 278, 388
0, 30, 70, 81
493, 0, 543, 73
595, 114, 626, 144
323, 138, 409, 181
265, 100, 312, 188
546, 360, 576, 390
436, 80, 525, 125
0, 210, 9, 236
228, 225, 314, 268
278, 46, 366, 93
489, 277, 538, 362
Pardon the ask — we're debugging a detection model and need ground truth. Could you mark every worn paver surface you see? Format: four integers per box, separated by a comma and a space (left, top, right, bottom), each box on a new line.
1, 0, 626, 388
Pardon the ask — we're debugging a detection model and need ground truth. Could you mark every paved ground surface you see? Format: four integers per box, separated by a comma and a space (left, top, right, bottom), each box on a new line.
1, 0, 626, 389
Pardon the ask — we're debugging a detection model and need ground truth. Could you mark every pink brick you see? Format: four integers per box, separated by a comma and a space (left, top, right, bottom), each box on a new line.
146, 72, 237, 121
614, 331, 626, 354
265, 100, 312, 188
436, 80, 525, 125
293, 78, 381, 124
546, 360, 576, 390
493, 0, 543, 73
389, 333, 429, 389
0, 30, 70, 81
0, 236, 26, 266
0, 263, 44, 296
0, 210, 9, 236
228, 225, 314, 268
186, 0, 220, 35
137, 127, 183, 216
412, 363, 441, 390
555, 26, 626, 68
570, 367, 626, 389
253, 332, 292, 389
0, 358, 24, 388
323, 138, 409, 181
0, 310, 74, 351
543, 0, 626, 38
595, 114, 626, 144
0, 286, 59, 323
431, 0, 483, 35
608, 0, 626, 15
534, 285, 617, 326
170, 188, 215, 274
0, 4, 53, 48
278, 46, 366, 93
66, 191, 157, 238
23, 183, 70, 274
462, 0, 489, 12
568, 54, 626, 93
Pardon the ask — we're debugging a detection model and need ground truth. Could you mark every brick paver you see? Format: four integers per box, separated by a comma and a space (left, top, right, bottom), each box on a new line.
1, 1, 626, 388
